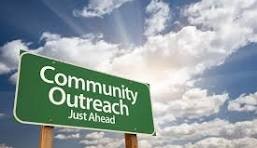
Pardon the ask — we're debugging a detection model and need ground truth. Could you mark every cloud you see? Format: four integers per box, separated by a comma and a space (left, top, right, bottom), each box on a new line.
54, 127, 81, 140
144, 0, 170, 36
157, 88, 228, 124
38, 32, 120, 69
55, 133, 80, 140
80, 132, 123, 148
138, 138, 184, 148
106, 26, 218, 87
185, 0, 257, 50
228, 91, 257, 112
0, 33, 120, 87
162, 119, 257, 142
73, 0, 133, 18
137, 118, 257, 147
0, 40, 28, 74
185, 137, 257, 148
85, 132, 105, 139
40, 32, 61, 41
0, 113, 5, 119
56, 128, 81, 133
152, 88, 228, 126
0, 144, 13, 148
104, 25, 231, 124
162, 119, 228, 141
9, 72, 18, 84
99, 0, 257, 127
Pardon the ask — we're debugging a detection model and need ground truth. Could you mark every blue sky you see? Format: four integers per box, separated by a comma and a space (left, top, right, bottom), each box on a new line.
1, 0, 257, 147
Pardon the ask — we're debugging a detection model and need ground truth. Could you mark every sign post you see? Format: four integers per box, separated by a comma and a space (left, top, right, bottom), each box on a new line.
125, 133, 138, 148
39, 126, 54, 148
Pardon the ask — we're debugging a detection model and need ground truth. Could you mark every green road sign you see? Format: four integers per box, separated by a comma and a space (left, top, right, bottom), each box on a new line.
14, 52, 155, 135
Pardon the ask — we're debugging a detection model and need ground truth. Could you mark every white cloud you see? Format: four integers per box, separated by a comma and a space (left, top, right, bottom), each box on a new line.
0, 113, 5, 119
85, 132, 105, 139
185, 0, 257, 51
40, 32, 61, 41
0, 33, 120, 87
56, 128, 81, 133
73, 0, 133, 18
55, 127, 81, 140
106, 26, 217, 86
162, 119, 257, 142
37, 33, 120, 69
99, 0, 257, 126
138, 140, 152, 148
136, 119, 257, 147
80, 132, 123, 148
144, 0, 170, 36
152, 88, 228, 126
228, 91, 257, 112
104, 25, 231, 124
0, 144, 13, 148
55, 133, 80, 140
0, 40, 28, 74
159, 88, 228, 122
162, 119, 227, 141
9, 72, 18, 84
185, 137, 257, 148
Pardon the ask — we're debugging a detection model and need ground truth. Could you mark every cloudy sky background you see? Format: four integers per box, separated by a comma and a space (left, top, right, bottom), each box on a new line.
1, 0, 257, 147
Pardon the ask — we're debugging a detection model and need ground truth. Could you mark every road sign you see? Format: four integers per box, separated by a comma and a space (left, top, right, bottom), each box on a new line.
14, 52, 155, 135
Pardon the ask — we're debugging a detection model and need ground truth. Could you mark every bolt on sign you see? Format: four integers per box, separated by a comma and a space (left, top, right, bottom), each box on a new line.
14, 52, 155, 135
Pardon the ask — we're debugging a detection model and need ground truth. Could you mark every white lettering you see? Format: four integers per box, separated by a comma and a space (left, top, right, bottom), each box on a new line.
55, 73, 67, 86
49, 87, 66, 105
40, 66, 55, 84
